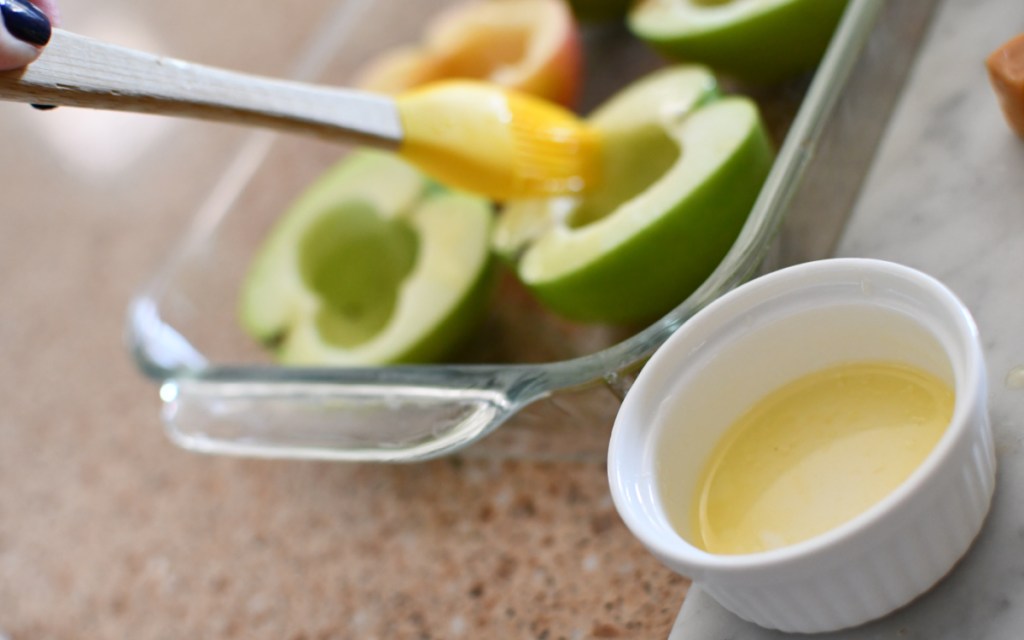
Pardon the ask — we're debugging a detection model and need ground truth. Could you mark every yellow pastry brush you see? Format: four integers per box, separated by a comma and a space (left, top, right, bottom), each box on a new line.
0, 29, 599, 200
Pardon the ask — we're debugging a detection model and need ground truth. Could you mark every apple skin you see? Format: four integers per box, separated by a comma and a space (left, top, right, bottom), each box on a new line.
240, 151, 496, 366
498, 66, 774, 324
355, 0, 583, 108
629, 0, 848, 84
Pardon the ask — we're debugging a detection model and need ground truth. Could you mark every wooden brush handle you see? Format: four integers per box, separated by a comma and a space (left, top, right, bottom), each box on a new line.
0, 29, 403, 148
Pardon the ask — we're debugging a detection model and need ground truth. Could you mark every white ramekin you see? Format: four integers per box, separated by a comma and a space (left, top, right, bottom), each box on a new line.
608, 258, 995, 633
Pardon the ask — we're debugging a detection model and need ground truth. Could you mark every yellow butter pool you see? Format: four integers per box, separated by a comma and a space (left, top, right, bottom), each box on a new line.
661, 360, 954, 555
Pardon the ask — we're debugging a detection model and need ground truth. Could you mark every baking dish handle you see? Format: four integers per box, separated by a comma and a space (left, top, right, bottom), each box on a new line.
156, 376, 534, 462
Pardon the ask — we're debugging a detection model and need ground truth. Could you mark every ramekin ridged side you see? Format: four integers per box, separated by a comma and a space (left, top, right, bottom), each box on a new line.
608, 258, 996, 633
693, 390, 994, 633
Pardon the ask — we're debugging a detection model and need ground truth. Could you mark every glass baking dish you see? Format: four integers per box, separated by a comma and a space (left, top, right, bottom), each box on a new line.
127, 0, 936, 462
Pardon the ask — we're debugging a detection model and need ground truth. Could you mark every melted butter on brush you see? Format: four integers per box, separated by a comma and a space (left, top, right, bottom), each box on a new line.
396, 80, 599, 200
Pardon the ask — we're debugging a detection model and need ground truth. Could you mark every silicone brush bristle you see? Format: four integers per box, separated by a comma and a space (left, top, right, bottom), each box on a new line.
396, 81, 600, 200
504, 89, 600, 197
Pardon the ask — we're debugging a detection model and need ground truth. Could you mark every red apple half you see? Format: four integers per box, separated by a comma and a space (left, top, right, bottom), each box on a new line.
355, 0, 583, 108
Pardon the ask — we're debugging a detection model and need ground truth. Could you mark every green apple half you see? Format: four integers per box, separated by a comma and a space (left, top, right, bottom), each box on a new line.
494, 65, 773, 324
240, 151, 495, 365
629, 0, 848, 84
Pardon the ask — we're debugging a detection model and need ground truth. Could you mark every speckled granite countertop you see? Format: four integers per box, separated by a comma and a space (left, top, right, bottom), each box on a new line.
0, 1, 686, 638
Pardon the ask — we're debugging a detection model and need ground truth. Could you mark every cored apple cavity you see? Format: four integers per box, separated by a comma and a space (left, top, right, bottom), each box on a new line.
433, 28, 529, 80
569, 124, 680, 229
493, 65, 717, 259
240, 151, 494, 366
298, 202, 418, 348
355, 0, 582, 108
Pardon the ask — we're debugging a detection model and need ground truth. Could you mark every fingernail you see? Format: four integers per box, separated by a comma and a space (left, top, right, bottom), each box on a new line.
31, 103, 56, 110
0, 0, 51, 47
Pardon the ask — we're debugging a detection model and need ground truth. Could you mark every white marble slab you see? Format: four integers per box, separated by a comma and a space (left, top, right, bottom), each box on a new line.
671, 0, 1024, 636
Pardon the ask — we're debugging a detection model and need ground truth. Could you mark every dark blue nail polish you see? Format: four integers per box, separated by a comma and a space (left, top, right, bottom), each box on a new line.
0, 0, 51, 47
31, 103, 56, 110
